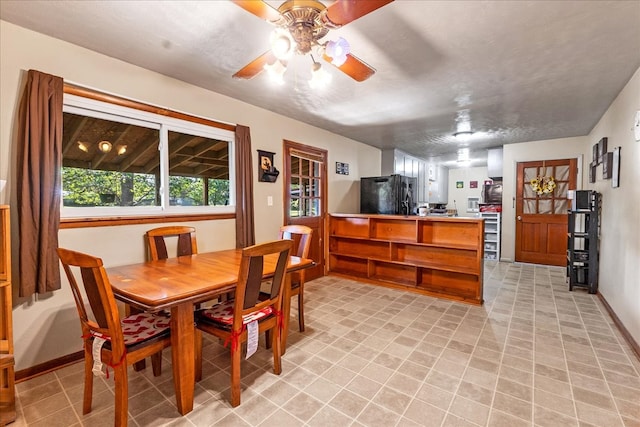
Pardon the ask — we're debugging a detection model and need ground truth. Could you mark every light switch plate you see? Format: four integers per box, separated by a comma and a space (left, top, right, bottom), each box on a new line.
267, 196, 273, 206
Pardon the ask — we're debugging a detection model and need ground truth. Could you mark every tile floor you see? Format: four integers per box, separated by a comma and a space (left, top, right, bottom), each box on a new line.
10, 261, 640, 427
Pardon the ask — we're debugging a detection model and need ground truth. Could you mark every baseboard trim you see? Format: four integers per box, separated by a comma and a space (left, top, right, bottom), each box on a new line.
15, 350, 84, 383
598, 292, 640, 362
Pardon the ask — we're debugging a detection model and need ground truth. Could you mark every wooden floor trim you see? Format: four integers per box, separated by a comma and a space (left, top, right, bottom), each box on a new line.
598, 292, 640, 361
15, 351, 83, 383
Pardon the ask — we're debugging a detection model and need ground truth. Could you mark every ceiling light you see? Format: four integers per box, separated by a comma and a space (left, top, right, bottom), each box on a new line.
309, 59, 331, 89
453, 131, 474, 142
270, 28, 295, 60
325, 37, 350, 66
98, 140, 112, 153
117, 145, 127, 155
263, 59, 287, 85
457, 148, 470, 161
77, 141, 89, 152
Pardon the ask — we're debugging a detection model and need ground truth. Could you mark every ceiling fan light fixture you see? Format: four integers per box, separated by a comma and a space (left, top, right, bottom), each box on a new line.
270, 28, 295, 60
263, 59, 287, 84
325, 37, 350, 66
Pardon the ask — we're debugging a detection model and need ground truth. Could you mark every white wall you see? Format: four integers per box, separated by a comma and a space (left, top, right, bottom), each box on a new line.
585, 67, 640, 344
446, 166, 490, 217
0, 21, 381, 369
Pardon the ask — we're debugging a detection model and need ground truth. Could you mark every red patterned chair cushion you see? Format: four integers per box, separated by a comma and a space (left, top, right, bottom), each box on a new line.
92, 312, 170, 346
197, 300, 273, 327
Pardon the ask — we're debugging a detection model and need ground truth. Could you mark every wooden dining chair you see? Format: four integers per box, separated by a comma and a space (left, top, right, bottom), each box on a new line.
195, 239, 292, 407
146, 226, 197, 261
57, 248, 171, 427
277, 225, 313, 332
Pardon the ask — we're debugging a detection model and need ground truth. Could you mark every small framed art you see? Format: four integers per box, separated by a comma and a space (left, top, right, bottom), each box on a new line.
592, 143, 599, 165
602, 151, 613, 179
335, 162, 349, 175
456, 181, 464, 189
470, 180, 478, 189
257, 150, 279, 183
612, 146, 621, 188
588, 162, 596, 183
597, 137, 608, 164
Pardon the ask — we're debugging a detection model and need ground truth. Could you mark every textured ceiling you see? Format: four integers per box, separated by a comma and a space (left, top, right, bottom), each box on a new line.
2, 0, 639, 168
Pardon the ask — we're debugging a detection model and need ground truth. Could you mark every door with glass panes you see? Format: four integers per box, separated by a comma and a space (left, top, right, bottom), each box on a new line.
284, 140, 326, 280
515, 159, 577, 266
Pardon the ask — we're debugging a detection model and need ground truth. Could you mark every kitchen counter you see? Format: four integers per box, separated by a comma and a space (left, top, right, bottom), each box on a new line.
328, 213, 484, 305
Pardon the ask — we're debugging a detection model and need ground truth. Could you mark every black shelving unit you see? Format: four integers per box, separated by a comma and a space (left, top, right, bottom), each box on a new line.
567, 191, 600, 293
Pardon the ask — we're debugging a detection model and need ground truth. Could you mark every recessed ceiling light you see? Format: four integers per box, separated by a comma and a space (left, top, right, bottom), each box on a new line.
98, 140, 112, 153
453, 131, 474, 142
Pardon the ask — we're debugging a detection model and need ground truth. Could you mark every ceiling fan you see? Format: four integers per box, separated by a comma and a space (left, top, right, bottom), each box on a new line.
231, 0, 394, 82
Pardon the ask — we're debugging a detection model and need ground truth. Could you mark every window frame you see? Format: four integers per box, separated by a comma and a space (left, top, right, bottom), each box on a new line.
61, 93, 236, 220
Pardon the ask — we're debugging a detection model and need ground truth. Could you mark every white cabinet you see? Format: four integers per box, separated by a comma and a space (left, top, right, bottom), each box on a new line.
481, 212, 501, 260
382, 149, 448, 205
428, 165, 448, 205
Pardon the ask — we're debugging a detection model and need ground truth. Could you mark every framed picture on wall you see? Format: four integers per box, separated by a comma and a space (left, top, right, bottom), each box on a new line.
456, 181, 463, 188
588, 162, 596, 183
592, 143, 599, 164
602, 151, 613, 179
470, 180, 478, 188
597, 137, 608, 164
612, 146, 621, 188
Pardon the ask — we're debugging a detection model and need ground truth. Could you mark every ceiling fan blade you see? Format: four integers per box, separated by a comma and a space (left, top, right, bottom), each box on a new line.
231, 0, 281, 23
323, 0, 394, 27
233, 51, 277, 80
323, 52, 376, 82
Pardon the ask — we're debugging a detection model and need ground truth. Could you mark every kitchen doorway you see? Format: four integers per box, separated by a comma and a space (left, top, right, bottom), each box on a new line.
283, 140, 326, 280
515, 159, 577, 266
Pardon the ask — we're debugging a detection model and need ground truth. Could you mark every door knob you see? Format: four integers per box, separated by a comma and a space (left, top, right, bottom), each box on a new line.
517, 215, 522, 221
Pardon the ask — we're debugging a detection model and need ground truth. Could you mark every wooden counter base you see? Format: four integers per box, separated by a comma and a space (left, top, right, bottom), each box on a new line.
328, 214, 484, 305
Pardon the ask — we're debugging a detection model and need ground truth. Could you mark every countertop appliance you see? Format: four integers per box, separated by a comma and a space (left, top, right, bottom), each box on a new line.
360, 174, 417, 215
482, 183, 503, 204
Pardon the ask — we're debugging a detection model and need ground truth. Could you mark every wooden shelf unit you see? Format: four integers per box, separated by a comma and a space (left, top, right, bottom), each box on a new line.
328, 214, 484, 305
0, 205, 15, 425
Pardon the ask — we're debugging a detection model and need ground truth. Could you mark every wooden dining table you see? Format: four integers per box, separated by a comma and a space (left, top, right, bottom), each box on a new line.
106, 248, 314, 415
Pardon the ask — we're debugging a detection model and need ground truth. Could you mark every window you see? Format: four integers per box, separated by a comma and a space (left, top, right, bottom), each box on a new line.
61, 94, 234, 218
289, 152, 321, 218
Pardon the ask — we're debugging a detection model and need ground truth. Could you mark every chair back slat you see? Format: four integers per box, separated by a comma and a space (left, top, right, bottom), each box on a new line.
80, 266, 110, 328
243, 257, 264, 310
176, 233, 193, 257
152, 235, 169, 260
146, 226, 197, 261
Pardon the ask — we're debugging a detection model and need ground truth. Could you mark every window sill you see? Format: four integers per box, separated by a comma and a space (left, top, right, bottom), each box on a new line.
60, 212, 235, 229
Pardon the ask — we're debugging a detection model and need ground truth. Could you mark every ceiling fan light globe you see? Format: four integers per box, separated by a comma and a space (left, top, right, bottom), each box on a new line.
309, 63, 331, 89
263, 60, 287, 84
325, 37, 350, 66
270, 28, 295, 60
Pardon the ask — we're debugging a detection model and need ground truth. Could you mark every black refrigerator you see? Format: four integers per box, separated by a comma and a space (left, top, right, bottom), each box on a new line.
360, 174, 417, 215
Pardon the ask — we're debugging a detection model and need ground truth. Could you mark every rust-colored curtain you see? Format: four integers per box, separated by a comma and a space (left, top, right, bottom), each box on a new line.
16, 70, 64, 297
235, 125, 255, 248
